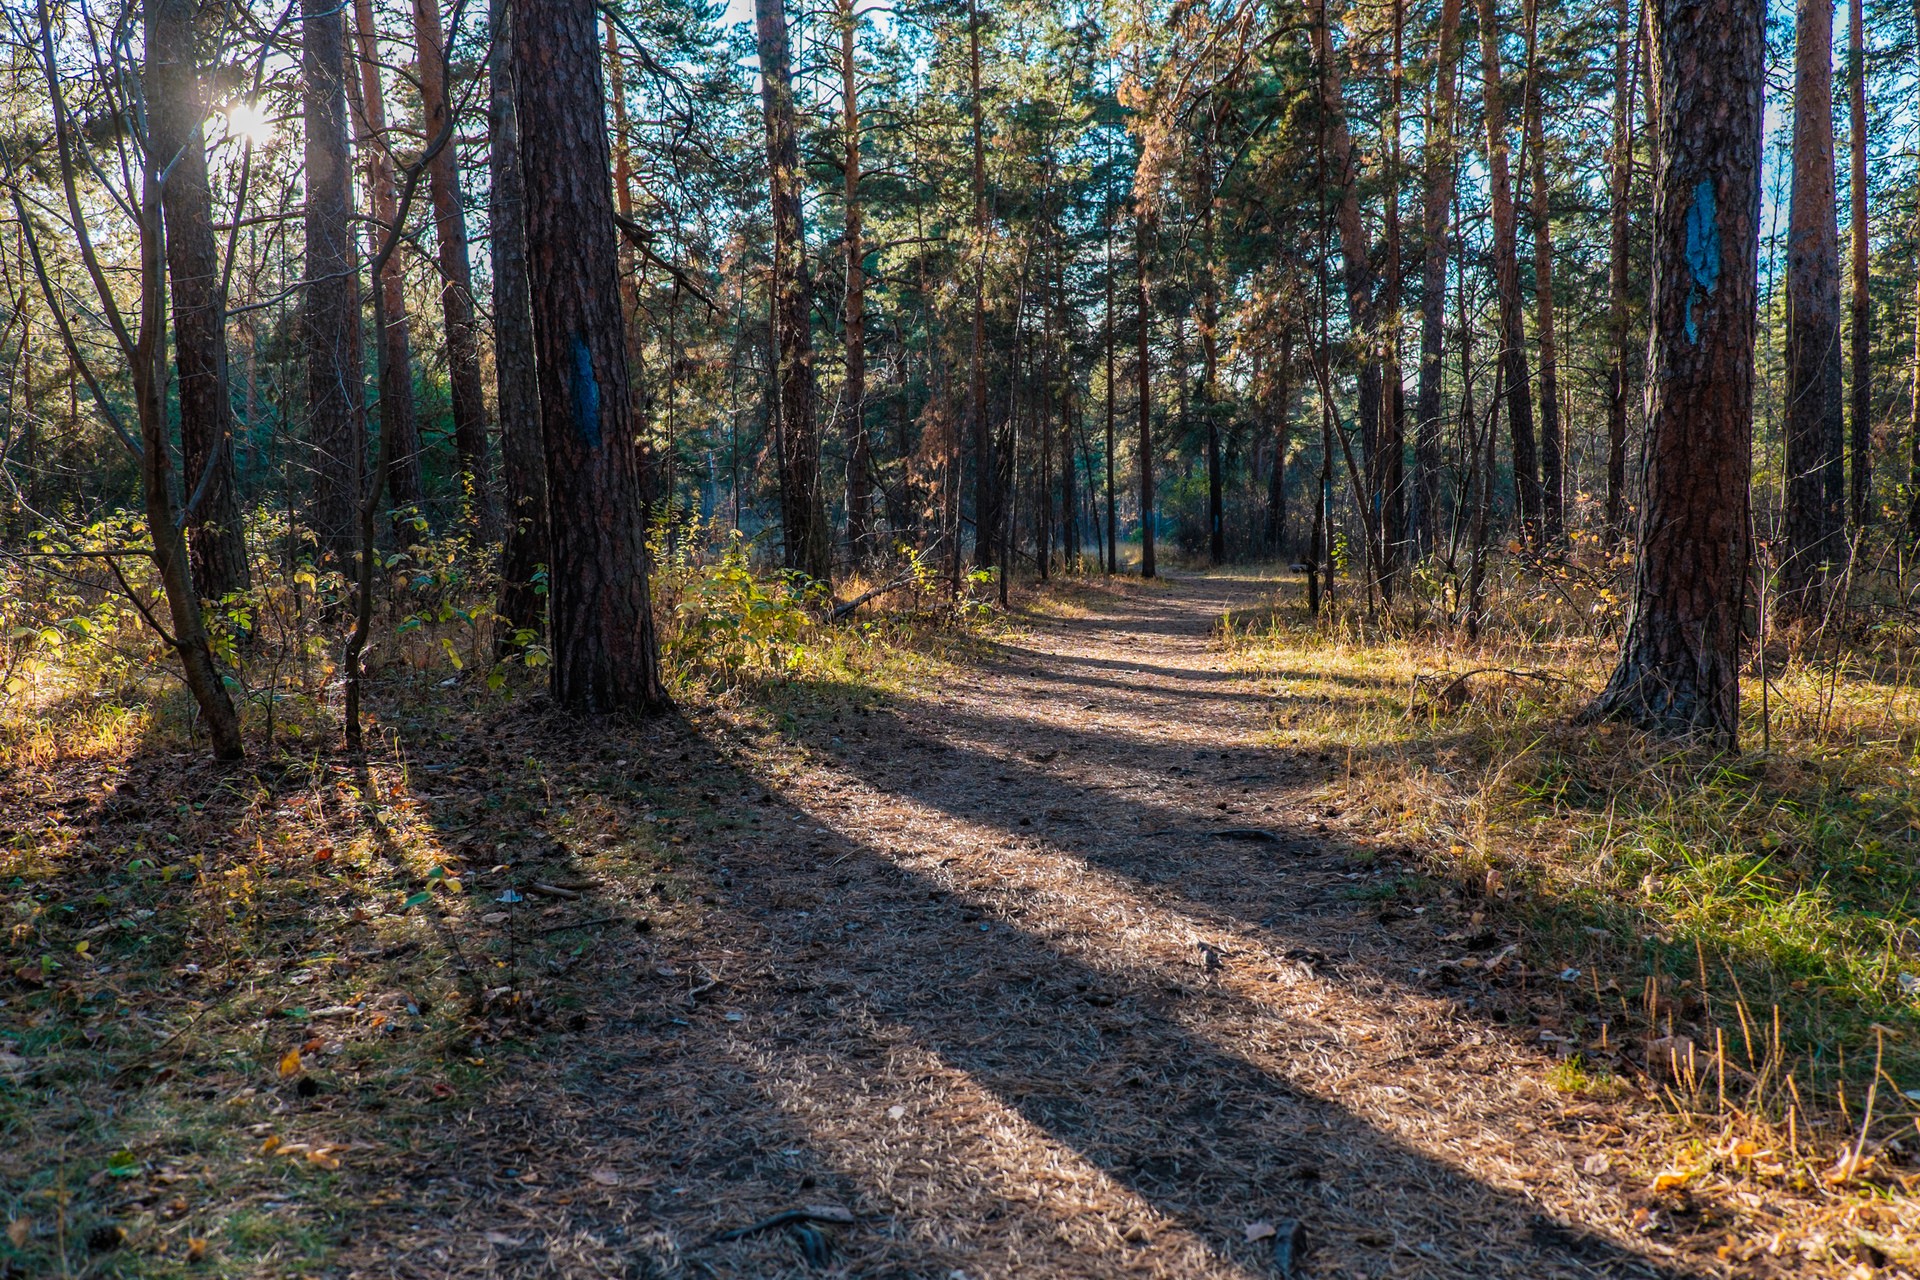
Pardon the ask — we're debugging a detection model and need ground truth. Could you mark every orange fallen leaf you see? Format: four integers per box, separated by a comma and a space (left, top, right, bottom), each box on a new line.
305, 1149, 341, 1171
186, 1236, 207, 1263
259, 1135, 282, 1155
277, 1048, 301, 1078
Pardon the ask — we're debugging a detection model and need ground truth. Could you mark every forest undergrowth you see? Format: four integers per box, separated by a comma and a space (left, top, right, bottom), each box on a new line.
1217, 556, 1920, 1221
0, 537, 993, 1278
4, 544, 1920, 1275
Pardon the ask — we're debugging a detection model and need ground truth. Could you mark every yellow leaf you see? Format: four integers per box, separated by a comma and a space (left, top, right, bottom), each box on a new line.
278, 1048, 301, 1078
305, 1149, 341, 1171
74, 940, 89, 955
259, 1135, 281, 1155
1650, 1168, 1692, 1192
445, 877, 463, 893
186, 1236, 207, 1263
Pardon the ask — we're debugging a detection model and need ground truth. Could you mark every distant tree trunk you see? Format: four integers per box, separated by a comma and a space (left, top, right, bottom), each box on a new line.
1136, 203, 1156, 579
303, 0, 364, 568
148, 0, 250, 607
840, 0, 873, 565
1913, 0, 1920, 543
1104, 184, 1118, 574
1586, 0, 1762, 745
1308, 0, 1382, 551
1782, 0, 1846, 619
1378, 0, 1406, 581
603, 13, 653, 503
1476, 0, 1542, 540
968, 0, 992, 583
755, 0, 831, 583
1847, 0, 1870, 528
1523, 0, 1563, 541
350, 0, 425, 525
1198, 133, 1225, 566
489, 0, 547, 648
1415, 0, 1463, 558
1266, 335, 1294, 551
511, 0, 666, 710
1604, 0, 1639, 545
412, 0, 497, 539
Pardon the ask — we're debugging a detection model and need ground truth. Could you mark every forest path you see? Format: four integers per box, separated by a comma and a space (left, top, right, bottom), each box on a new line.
358, 573, 1716, 1279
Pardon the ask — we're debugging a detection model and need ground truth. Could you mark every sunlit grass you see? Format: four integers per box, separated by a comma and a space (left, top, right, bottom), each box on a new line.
1219, 575, 1920, 1112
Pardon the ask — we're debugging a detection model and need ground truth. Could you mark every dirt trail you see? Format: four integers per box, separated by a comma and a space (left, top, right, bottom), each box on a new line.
354, 574, 1714, 1279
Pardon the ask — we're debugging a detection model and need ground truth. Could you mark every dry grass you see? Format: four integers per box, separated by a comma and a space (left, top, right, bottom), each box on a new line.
4, 559, 1918, 1278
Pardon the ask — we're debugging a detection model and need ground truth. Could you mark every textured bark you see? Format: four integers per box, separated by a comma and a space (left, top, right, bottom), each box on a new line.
1475, 0, 1542, 539
1307, 0, 1382, 544
1586, 0, 1762, 745
489, 0, 547, 647
1604, 0, 1639, 545
840, 0, 873, 564
1414, 0, 1463, 557
148, 0, 249, 606
1523, 0, 1562, 541
755, 0, 831, 583
511, 0, 666, 711
1782, 0, 1845, 618
414, 0, 498, 538
603, 14, 652, 503
303, 0, 365, 567
1847, 0, 1869, 527
1136, 205, 1155, 579
349, 0, 424, 523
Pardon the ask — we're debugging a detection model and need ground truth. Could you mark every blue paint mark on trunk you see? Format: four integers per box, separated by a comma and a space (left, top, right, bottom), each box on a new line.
570, 335, 602, 448
1684, 179, 1720, 344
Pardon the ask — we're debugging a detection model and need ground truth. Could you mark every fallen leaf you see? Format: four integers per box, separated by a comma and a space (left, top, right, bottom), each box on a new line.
278, 1048, 302, 1078
1582, 1154, 1610, 1175
1650, 1168, 1692, 1192
259, 1135, 281, 1155
186, 1236, 207, 1263
1244, 1220, 1276, 1243
886, 1105, 906, 1120
589, 1167, 621, 1186
485, 1231, 522, 1246
305, 1149, 341, 1171
7, 1218, 29, 1247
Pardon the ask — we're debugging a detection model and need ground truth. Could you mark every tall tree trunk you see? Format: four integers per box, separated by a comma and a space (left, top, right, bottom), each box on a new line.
1136, 203, 1156, 579
603, 13, 653, 504
148, 0, 250, 608
1104, 180, 1118, 574
1377, 0, 1406, 583
1476, 0, 1542, 540
512, 0, 665, 710
1604, 0, 1639, 545
755, 0, 831, 583
840, 0, 873, 564
413, 0, 497, 539
1415, 0, 1463, 558
1307, 0, 1382, 543
1523, 0, 1563, 541
350, 0, 425, 524
303, 0, 364, 569
1782, 0, 1846, 619
1266, 335, 1294, 551
489, 0, 547, 648
1198, 134, 1224, 566
1586, 0, 1762, 745
968, 0, 992, 582
1847, 0, 1869, 527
